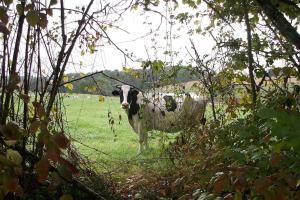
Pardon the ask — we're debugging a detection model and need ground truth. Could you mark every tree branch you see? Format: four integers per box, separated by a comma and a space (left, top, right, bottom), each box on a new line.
256, 0, 300, 49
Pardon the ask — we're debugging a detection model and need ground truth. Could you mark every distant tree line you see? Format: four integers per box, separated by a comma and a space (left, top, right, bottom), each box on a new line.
59, 68, 198, 95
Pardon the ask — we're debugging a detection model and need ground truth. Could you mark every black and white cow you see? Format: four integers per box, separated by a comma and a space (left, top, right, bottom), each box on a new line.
112, 85, 207, 153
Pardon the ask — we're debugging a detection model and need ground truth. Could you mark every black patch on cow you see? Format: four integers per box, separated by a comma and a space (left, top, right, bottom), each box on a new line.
163, 95, 177, 112
161, 111, 165, 117
120, 91, 124, 104
127, 89, 140, 119
112, 90, 120, 96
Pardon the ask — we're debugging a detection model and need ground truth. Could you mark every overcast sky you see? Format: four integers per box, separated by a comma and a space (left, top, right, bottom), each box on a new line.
59, 0, 217, 73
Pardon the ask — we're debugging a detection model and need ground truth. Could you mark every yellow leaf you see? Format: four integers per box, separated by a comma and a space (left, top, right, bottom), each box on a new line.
99, 95, 105, 102
86, 86, 97, 93
80, 72, 85, 78
63, 76, 68, 82
6, 149, 22, 166
65, 83, 73, 91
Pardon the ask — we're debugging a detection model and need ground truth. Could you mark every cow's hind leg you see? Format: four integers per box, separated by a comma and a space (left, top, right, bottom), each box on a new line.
138, 141, 143, 154
143, 132, 149, 151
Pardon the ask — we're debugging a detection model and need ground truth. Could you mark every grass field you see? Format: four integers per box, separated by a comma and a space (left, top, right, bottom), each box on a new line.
63, 94, 172, 175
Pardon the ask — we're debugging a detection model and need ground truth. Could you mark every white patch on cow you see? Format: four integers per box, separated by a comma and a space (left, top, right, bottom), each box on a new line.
121, 85, 131, 108
136, 92, 143, 105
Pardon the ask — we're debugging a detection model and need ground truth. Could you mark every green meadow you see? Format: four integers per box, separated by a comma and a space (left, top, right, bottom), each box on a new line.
63, 94, 174, 177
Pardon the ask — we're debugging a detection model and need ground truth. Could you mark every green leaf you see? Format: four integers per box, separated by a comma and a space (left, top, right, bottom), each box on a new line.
50, 0, 58, 6
3, 0, 13, 6
0, 7, 9, 24
0, 155, 17, 166
60, 194, 73, 200
26, 10, 40, 26
6, 149, 22, 166
282, 67, 293, 76
16, 4, 24, 16
24, 4, 34, 12
38, 13, 48, 29
233, 191, 242, 200
152, 60, 164, 73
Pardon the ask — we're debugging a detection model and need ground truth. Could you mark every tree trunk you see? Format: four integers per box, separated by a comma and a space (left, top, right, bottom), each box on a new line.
1, 1, 26, 124
243, 0, 257, 107
256, 0, 300, 49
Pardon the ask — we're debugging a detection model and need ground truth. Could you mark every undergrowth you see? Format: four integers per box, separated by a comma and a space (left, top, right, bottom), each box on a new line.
118, 96, 300, 200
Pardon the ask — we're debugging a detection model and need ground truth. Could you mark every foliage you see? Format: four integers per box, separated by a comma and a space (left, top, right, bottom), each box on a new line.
0, 0, 299, 198
0, 0, 128, 199
118, 97, 300, 199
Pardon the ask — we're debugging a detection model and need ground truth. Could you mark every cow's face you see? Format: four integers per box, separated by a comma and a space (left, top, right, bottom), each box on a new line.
112, 85, 139, 109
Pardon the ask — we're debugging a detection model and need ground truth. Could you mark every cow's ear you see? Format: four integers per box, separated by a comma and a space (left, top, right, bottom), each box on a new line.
131, 90, 139, 96
112, 90, 120, 96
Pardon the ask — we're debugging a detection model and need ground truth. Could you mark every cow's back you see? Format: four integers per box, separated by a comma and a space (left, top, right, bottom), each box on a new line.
180, 95, 207, 127
140, 94, 207, 132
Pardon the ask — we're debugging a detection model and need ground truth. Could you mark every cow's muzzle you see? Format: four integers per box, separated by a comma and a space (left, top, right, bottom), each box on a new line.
121, 102, 129, 109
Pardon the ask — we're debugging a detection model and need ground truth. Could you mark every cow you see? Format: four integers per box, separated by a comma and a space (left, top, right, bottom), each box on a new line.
112, 85, 207, 153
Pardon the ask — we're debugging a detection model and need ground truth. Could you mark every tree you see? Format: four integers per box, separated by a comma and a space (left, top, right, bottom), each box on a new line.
0, 0, 132, 198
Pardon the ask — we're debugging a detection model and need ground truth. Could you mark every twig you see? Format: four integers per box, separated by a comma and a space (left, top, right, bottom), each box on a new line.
202, 0, 235, 31
101, 71, 143, 92
59, 71, 104, 87
59, 70, 143, 92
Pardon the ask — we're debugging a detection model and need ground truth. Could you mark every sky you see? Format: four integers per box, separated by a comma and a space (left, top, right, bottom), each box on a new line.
61, 0, 216, 73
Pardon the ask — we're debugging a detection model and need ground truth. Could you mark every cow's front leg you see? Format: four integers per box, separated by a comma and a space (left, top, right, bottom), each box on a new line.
137, 121, 145, 154
138, 131, 147, 154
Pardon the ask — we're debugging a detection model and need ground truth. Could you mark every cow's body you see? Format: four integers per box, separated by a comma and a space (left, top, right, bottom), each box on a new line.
113, 85, 207, 153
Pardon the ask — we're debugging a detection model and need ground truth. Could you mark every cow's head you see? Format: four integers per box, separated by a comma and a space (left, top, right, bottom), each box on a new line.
112, 85, 140, 110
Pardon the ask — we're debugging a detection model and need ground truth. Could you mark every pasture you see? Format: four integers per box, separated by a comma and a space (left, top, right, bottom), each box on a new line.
63, 93, 176, 177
